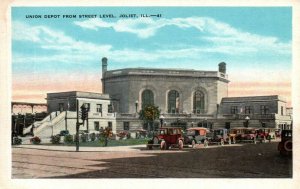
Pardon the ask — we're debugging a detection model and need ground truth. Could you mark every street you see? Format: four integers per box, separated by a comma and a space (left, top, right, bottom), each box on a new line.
12, 142, 292, 178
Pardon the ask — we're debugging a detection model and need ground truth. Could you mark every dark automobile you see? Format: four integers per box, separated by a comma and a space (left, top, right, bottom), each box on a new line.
278, 130, 292, 156
184, 127, 209, 148
206, 128, 232, 145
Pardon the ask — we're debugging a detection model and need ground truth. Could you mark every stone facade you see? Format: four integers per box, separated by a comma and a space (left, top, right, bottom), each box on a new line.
28, 91, 117, 137
214, 95, 292, 129
101, 57, 292, 132
102, 65, 229, 116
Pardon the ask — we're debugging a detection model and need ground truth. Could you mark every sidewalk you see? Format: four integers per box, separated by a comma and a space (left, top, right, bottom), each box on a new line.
13, 144, 146, 152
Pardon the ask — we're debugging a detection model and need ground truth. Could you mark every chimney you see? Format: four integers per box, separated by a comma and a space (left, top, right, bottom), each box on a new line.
218, 62, 226, 74
102, 57, 108, 74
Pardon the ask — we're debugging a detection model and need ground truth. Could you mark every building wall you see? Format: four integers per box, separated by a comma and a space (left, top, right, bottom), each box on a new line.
104, 73, 228, 116
220, 95, 284, 115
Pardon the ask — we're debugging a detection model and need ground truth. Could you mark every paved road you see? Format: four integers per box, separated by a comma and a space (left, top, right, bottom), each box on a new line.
12, 142, 292, 178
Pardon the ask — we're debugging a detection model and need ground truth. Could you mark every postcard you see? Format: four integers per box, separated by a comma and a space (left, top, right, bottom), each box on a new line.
0, 0, 299, 189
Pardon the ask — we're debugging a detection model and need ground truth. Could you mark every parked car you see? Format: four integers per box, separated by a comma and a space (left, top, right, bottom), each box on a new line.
206, 128, 232, 145
231, 127, 257, 144
147, 127, 184, 150
184, 127, 209, 148
278, 130, 292, 156
256, 128, 276, 143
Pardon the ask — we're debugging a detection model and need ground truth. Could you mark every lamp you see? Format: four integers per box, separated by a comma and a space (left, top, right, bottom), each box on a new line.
245, 116, 250, 127
159, 115, 165, 128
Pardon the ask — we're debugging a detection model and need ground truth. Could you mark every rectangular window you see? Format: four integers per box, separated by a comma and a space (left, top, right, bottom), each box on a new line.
108, 104, 113, 113
245, 106, 252, 114
94, 122, 99, 131
260, 105, 269, 115
108, 122, 112, 129
281, 106, 284, 115
123, 122, 130, 131
96, 104, 102, 113
58, 103, 64, 112
225, 122, 231, 130
230, 106, 238, 114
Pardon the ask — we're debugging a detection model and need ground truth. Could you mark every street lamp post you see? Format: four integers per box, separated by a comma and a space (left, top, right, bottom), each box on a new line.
245, 116, 250, 127
135, 100, 138, 113
159, 115, 165, 128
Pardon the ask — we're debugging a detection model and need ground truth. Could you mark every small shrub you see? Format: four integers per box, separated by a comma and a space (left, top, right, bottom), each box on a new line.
90, 133, 96, 141
30, 136, 41, 144
64, 134, 73, 144
50, 134, 61, 144
12, 137, 22, 145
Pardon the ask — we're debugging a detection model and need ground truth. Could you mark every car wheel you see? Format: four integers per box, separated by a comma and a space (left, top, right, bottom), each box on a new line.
160, 140, 167, 150
191, 140, 196, 148
220, 139, 224, 146
284, 140, 292, 152
204, 140, 208, 148
178, 140, 183, 150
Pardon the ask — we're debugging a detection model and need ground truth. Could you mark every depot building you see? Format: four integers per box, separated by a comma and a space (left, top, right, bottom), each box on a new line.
100, 57, 292, 132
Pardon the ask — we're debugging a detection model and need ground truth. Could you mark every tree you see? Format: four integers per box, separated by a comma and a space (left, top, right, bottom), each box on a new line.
101, 127, 112, 146
139, 105, 160, 131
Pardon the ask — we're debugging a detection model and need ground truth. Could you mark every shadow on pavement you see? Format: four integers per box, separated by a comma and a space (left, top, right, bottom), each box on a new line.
46, 142, 292, 178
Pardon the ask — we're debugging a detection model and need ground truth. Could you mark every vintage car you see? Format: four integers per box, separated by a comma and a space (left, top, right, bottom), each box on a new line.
206, 128, 233, 145
256, 128, 276, 143
278, 130, 292, 155
230, 127, 257, 144
184, 127, 210, 148
147, 127, 184, 150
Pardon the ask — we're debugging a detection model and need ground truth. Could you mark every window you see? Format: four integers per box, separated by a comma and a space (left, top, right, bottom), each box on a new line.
58, 103, 64, 112
96, 104, 102, 113
123, 122, 130, 130
94, 122, 99, 131
168, 90, 179, 113
108, 104, 113, 113
193, 91, 205, 114
260, 105, 269, 115
225, 122, 231, 130
245, 106, 252, 114
231, 106, 238, 114
142, 90, 154, 108
108, 122, 112, 129
281, 106, 284, 115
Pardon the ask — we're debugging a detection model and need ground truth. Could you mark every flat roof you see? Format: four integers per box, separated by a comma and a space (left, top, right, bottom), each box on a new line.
46, 91, 110, 100
103, 67, 229, 81
221, 95, 286, 103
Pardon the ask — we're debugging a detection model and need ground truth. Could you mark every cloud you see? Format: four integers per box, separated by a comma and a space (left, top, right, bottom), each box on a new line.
12, 21, 112, 65
74, 17, 291, 55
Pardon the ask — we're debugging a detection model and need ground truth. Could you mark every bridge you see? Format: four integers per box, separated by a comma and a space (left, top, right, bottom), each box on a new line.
11, 101, 47, 114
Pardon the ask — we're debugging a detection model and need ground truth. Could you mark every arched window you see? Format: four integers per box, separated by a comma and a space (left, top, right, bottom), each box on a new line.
142, 90, 154, 108
168, 90, 179, 113
193, 91, 205, 114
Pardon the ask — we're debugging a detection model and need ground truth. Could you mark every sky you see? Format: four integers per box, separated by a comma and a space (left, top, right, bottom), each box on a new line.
12, 7, 292, 106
